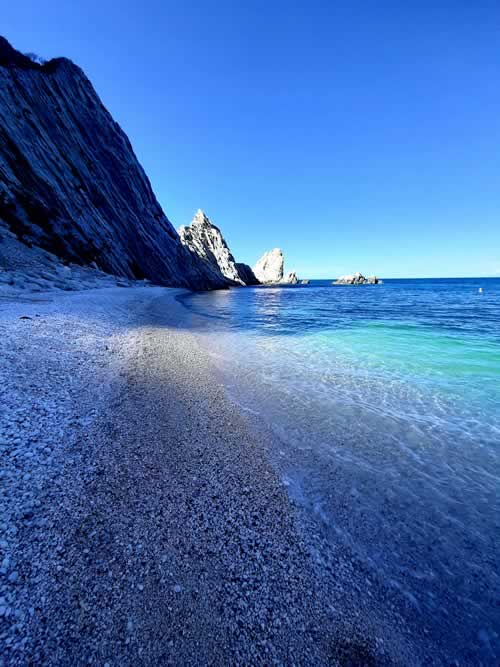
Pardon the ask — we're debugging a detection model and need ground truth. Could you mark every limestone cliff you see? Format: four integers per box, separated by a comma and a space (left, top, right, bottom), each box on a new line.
179, 210, 241, 284
0, 36, 225, 289
179, 210, 255, 286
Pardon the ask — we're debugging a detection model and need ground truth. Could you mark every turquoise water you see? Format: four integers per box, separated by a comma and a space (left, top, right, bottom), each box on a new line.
180, 278, 500, 663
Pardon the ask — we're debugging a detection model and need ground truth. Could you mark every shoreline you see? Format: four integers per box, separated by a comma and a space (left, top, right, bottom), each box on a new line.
0, 285, 412, 664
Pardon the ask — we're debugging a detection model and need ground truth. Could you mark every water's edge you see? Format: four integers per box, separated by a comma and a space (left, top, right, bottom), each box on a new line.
176, 279, 500, 664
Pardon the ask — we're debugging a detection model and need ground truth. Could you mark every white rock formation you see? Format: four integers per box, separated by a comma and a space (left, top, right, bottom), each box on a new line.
253, 249, 300, 284
334, 272, 381, 285
283, 271, 299, 284
253, 248, 284, 283
179, 210, 248, 285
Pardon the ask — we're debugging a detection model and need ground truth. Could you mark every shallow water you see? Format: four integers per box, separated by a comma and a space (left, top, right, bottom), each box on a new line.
179, 278, 500, 662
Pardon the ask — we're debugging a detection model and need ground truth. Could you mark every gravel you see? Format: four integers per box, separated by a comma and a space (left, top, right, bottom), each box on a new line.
0, 284, 412, 665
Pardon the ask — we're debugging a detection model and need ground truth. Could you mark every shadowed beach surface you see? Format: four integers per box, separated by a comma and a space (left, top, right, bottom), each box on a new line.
0, 286, 417, 665
179, 280, 500, 665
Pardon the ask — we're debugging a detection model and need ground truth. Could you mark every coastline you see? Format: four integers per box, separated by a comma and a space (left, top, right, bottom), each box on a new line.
1, 22, 498, 667
0, 285, 414, 664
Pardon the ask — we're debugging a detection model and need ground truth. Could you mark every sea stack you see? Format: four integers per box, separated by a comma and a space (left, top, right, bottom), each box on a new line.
253, 248, 284, 283
178, 210, 259, 286
179, 210, 245, 285
334, 272, 381, 285
284, 271, 299, 284
253, 248, 298, 284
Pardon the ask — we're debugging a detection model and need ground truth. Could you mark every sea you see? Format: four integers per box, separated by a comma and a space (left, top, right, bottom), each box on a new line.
179, 278, 500, 663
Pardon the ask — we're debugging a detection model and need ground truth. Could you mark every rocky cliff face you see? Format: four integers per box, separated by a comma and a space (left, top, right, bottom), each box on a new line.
0, 36, 225, 289
235, 262, 259, 286
178, 210, 248, 285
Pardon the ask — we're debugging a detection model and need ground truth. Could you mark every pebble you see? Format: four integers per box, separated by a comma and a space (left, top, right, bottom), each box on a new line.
0, 286, 400, 665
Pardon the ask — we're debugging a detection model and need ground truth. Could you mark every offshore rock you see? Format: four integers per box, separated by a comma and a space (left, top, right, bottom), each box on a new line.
0, 36, 225, 289
178, 210, 247, 285
253, 248, 284, 284
283, 271, 299, 284
334, 272, 381, 285
253, 249, 299, 285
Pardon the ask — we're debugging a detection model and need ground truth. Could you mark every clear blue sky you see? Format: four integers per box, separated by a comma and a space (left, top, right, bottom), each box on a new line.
4, 1, 500, 277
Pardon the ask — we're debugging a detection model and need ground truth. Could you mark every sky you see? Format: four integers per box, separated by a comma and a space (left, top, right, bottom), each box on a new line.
3, 1, 500, 277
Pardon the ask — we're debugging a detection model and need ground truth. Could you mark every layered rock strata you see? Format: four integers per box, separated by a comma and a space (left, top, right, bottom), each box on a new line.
178, 210, 250, 285
0, 36, 225, 289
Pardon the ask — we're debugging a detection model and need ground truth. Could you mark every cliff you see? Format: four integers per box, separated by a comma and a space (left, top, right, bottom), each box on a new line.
0, 36, 225, 290
235, 262, 260, 286
179, 210, 256, 286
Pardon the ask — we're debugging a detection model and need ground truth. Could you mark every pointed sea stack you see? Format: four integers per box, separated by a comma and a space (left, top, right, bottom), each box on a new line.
179, 209, 254, 285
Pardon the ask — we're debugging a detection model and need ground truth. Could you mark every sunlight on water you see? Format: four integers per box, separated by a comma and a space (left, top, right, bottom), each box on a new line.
179, 278, 500, 662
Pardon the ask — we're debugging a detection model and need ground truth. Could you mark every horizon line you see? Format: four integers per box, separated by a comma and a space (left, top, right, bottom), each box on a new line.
304, 275, 500, 280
